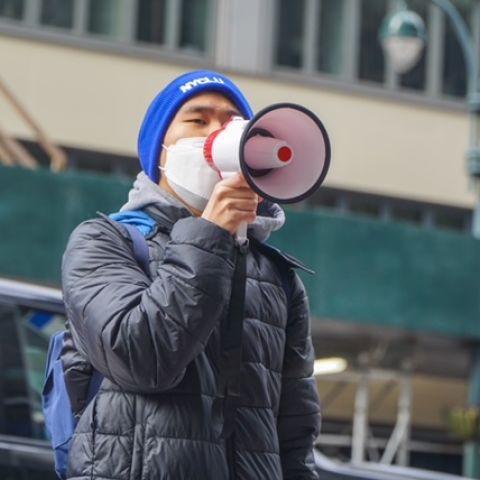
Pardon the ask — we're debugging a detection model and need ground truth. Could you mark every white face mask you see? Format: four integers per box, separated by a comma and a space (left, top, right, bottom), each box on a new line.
160, 137, 221, 211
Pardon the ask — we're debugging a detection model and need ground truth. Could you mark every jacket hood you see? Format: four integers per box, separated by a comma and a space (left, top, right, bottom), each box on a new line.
120, 172, 285, 242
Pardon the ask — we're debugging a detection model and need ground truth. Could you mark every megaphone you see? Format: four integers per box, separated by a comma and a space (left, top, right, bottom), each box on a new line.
203, 102, 331, 241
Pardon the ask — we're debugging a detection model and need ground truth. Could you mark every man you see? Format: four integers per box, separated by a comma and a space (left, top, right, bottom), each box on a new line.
62, 70, 320, 479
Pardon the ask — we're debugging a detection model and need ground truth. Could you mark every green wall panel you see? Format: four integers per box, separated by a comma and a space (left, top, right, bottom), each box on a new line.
0, 166, 130, 285
270, 209, 480, 340
1, 166, 479, 339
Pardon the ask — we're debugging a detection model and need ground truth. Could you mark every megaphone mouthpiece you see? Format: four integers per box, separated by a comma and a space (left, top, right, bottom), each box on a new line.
243, 136, 294, 170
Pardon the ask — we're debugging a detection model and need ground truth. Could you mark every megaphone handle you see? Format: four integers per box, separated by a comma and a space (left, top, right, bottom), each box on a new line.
236, 222, 248, 245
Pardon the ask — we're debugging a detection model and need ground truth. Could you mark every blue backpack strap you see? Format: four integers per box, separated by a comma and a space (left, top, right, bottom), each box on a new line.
86, 370, 104, 403
42, 331, 77, 479
109, 210, 157, 236
108, 210, 157, 278
121, 223, 150, 277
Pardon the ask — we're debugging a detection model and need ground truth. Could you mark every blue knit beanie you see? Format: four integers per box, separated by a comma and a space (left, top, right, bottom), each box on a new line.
138, 70, 254, 184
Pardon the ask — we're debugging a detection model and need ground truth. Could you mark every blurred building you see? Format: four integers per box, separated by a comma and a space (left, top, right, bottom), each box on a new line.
0, 0, 479, 477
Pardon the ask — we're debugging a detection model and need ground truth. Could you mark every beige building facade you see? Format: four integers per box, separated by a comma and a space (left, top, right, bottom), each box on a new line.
0, 34, 473, 208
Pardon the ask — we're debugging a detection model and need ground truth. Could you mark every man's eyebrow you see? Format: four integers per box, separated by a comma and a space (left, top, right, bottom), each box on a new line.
181, 105, 241, 116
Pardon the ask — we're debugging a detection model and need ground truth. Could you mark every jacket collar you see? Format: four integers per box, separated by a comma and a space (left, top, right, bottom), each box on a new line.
121, 172, 285, 242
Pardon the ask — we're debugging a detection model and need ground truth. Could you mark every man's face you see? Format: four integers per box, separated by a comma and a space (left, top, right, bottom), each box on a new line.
159, 92, 242, 171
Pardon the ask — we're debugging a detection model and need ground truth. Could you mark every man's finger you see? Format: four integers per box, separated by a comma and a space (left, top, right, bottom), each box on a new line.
219, 172, 250, 188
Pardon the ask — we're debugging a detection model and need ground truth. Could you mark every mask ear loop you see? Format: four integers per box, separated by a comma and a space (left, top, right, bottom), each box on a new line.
159, 144, 169, 172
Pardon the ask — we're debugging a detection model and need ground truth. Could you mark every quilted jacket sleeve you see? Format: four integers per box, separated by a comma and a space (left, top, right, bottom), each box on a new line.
277, 272, 321, 479
62, 216, 236, 393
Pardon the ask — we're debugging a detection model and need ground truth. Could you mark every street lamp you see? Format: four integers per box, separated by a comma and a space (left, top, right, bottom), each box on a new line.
379, 1, 480, 478
379, 6, 427, 74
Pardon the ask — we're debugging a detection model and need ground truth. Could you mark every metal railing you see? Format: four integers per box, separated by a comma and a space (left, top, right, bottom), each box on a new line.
316, 368, 465, 467
0, 77, 67, 171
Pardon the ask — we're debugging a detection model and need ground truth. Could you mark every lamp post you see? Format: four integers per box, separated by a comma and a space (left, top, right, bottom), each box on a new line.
380, 1, 480, 478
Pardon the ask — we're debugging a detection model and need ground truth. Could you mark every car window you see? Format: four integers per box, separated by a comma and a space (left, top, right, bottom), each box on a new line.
0, 303, 65, 440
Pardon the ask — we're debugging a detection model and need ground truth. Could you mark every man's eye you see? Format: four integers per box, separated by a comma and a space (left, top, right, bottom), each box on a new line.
186, 118, 206, 125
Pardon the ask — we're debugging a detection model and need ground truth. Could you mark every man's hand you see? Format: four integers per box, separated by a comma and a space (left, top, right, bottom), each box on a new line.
201, 173, 258, 235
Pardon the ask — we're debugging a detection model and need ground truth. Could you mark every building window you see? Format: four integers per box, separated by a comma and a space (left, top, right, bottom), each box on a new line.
306, 186, 471, 233
275, 0, 348, 75
88, 0, 127, 40
275, 0, 306, 69
135, 0, 212, 52
358, 0, 387, 84
179, 0, 210, 53
317, 0, 347, 75
0, 0, 23, 20
441, 0, 472, 98
40, 0, 74, 29
271, 0, 476, 103
0, 0, 212, 56
435, 208, 470, 232
136, 0, 166, 45
391, 204, 424, 225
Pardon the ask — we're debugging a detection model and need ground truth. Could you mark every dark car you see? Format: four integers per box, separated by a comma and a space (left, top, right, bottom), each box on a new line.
0, 278, 63, 479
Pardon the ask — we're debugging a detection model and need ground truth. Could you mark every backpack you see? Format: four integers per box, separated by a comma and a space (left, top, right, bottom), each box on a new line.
42, 212, 154, 480
42, 210, 301, 479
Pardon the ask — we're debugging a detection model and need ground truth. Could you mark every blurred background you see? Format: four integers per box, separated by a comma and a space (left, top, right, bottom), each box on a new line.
0, 0, 479, 479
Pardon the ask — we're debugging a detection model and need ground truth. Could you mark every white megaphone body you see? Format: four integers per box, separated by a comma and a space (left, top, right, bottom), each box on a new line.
203, 103, 331, 243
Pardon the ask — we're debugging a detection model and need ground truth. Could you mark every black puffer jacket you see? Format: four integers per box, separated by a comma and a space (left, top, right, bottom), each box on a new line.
62, 195, 320, 479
